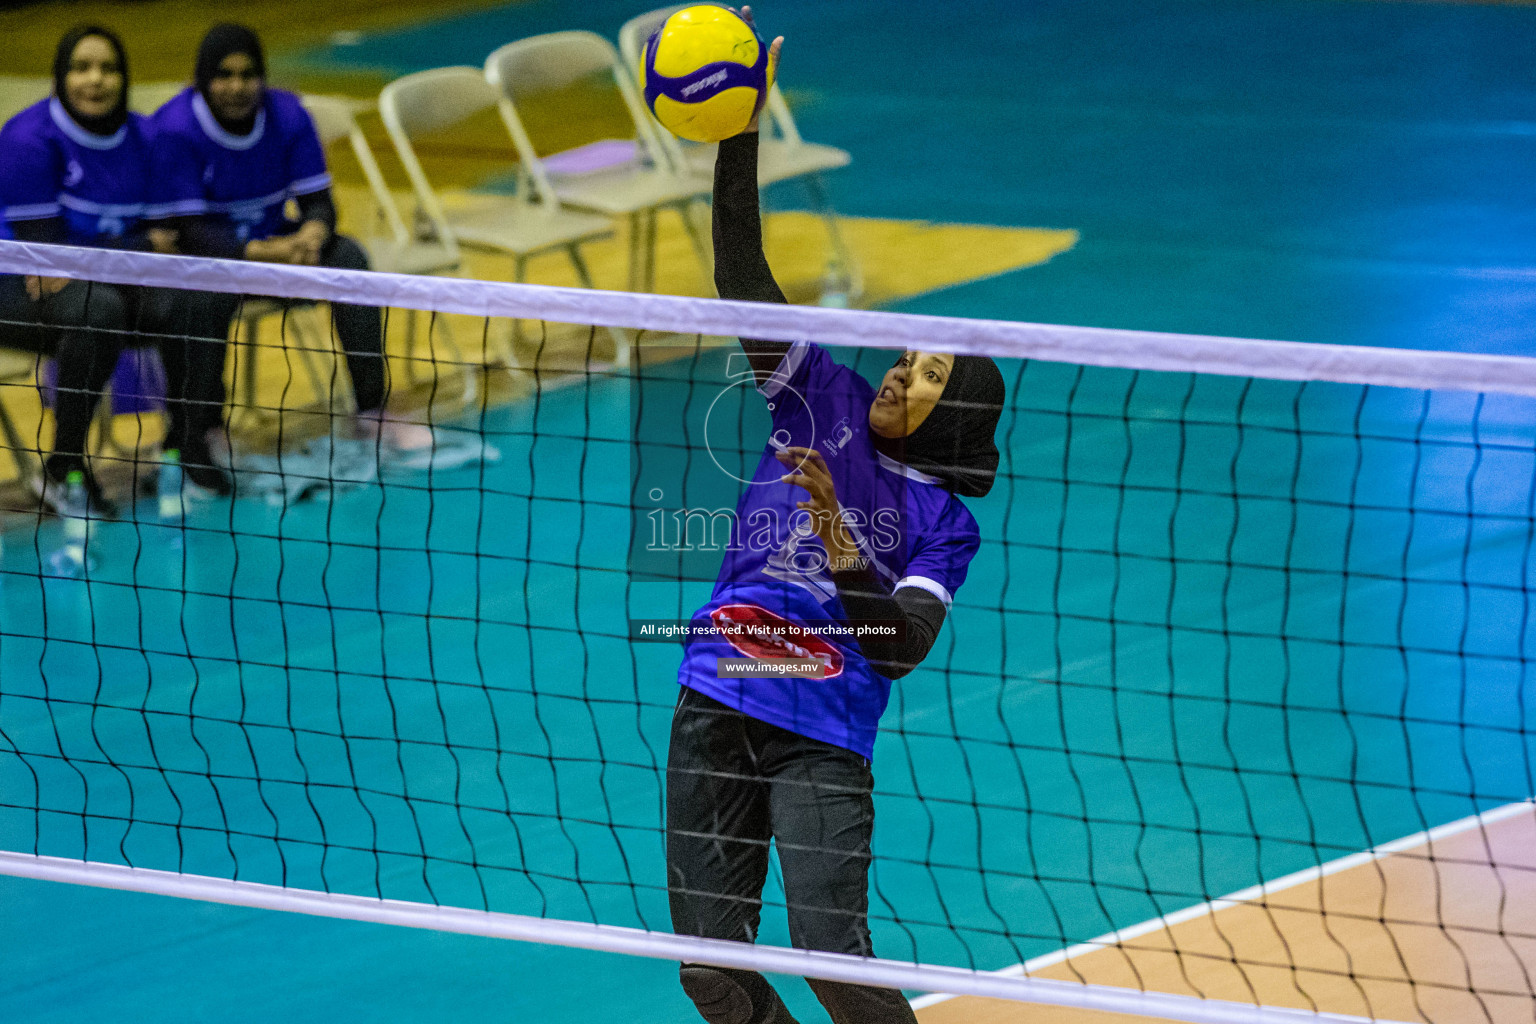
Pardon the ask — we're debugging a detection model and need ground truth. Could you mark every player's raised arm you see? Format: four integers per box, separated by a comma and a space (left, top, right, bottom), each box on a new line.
711, 19, 788, 384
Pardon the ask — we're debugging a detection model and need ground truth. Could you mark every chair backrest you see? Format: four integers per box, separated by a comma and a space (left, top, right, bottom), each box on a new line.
486, 30, 617, 97
484, 31, 672, 182
379, 67, 505, 254
301, 94, 410, 244
616, 6, 675, 73
617, 6, 804, 146
298, 92, 359, 146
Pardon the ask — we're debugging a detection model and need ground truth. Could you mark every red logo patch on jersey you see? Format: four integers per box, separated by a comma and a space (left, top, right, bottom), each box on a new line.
710, 603, 845, 678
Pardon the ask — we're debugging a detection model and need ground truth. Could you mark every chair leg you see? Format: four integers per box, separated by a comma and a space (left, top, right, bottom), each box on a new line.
290, 310, 335, 415
627, 211, 647, 293
495, 254, 527, 374
428, 309, 476, 411
642, 208, 659, 293
236, 308, 263, 429
804, 171, 862, 304
403, 307, 423, 387
680, 197, 714, 283
567, 244, 630, 369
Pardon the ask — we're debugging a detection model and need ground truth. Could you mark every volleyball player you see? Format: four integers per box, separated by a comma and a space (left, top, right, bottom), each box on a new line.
0, 25, 232, 512
147, 24, 431, 455
666, 18, 1006, 1024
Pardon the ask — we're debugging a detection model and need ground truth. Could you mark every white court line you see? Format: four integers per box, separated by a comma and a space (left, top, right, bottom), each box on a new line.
910, 799, 1535, 1012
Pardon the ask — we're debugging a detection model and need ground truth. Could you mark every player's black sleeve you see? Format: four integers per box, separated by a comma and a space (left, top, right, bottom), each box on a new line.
173, 216, 245, 260
713, 131, 792, 383
830, 564, 948, 679
295, 188, 337, 234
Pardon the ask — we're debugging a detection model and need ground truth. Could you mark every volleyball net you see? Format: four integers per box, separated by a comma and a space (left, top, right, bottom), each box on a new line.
0, 239, 1532, 1024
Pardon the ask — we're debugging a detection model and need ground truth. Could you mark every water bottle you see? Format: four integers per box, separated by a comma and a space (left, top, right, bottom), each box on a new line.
48, 470, 94, 578
159, 448, 184, 522
817, 261, 852, 309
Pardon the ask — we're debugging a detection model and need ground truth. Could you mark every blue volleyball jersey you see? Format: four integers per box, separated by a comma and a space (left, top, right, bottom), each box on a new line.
678, 342, 981, 758
0, 99, 153, 245
146, 87, 331, 242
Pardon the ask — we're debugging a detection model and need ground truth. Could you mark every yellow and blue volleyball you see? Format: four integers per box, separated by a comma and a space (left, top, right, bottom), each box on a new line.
640, 5, 772, 144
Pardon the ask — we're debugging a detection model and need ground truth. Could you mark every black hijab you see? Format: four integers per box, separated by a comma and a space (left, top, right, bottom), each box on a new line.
194, 23, 266, 134
53, 25, 130, 137
870, 354, 1006, 498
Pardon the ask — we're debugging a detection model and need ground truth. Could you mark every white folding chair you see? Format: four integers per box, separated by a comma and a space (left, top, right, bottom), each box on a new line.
483, 31, 714, 294
301, 93, 479, 401
618, 6, 859, 300
379, 67, 624, 366
302, 94, 459, 277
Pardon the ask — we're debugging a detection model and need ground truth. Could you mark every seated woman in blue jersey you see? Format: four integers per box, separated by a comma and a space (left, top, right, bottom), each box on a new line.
147, 23, 431, 453
666, 21, 1005, 1024
0, 25, 231, 515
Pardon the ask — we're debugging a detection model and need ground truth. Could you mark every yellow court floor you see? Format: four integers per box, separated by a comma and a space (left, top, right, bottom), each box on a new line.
917, 803, 1536, 1024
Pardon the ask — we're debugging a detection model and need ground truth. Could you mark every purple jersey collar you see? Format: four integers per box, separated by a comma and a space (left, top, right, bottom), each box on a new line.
49, 97, 126, 151
192, 91, 267, 151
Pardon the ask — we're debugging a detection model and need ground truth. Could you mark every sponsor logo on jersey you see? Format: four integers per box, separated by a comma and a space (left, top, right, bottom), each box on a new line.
710, 603, 845, 678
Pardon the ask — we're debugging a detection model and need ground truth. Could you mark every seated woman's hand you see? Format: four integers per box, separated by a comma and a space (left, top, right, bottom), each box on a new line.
24, 276, 70, 302
290, 221, 328, 266
146, 227, 179, 255
244, 233, 307, 264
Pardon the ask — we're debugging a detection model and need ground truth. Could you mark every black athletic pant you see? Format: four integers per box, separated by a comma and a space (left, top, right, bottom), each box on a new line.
667, 686, 918, 1024
0, 275, 132, 466
0, 276, 229, 471
140, 285, 240, 456
181, 233, 389, 446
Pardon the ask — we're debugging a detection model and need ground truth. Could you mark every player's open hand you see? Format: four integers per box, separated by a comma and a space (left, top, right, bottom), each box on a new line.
777, 446, 863, 573
733, 6, 782, 133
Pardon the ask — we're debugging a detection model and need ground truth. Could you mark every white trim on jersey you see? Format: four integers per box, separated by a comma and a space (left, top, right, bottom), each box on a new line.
755, 339, 807, 399
288, 172, 333, 197
143, 198, 210, 219
894, 575, 954, 609
48, 98, 127, 151
833, 499, 901, 586
3, 202, 63, 221
875, 451, 944, 486
192, 92, 268, 151
142, 177, 329, 224
215, 187, 292, 216
58, 195, 148, 218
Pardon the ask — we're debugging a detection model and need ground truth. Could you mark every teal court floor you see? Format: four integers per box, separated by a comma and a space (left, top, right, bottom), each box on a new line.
3, 1, 1536, 1022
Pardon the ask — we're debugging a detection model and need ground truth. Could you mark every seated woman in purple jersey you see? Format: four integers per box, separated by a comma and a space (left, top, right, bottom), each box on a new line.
0, 25, 233, 515
666, 18, 1005, 1024
147, 24, 431, 455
